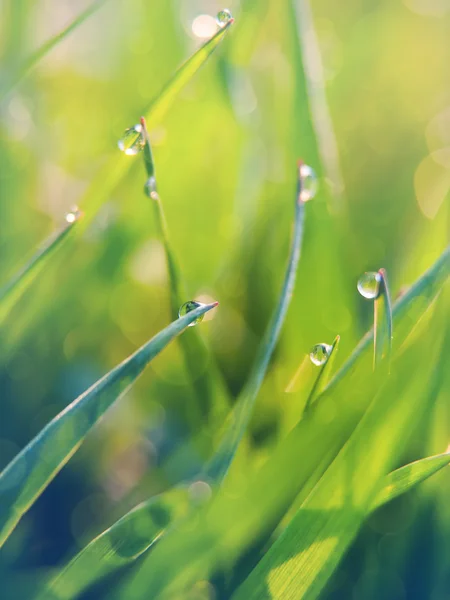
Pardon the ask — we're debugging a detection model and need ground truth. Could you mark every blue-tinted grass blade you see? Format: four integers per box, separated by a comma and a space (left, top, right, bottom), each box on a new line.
305, 335, 340, 410
374, 268, 393, 370
0, 302, 217, 548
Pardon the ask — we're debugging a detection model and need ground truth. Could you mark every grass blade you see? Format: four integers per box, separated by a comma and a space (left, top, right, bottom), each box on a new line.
41, 486, 191, 600
0, 302, 217, 548
305, 335, 340, 410
0, 0, 109, 100
117, 246, 449, 599
370, 451, 450, 512
204, 163, 308, 481
0, 214, 81, 327
374, 268, 393, 369
234, 316, 445, 600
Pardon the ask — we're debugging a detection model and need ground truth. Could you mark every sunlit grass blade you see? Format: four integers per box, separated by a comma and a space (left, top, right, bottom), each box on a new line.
117, 246, 449, 599
0, 0, 109, 100
0, 302, 217, 548
305, 335, 340, 410
140, 117, 228, 425
374, 268, 393, 369
204, 163, 308, 481
40, 486, 191, 600
0, 213, 81, 328
77, 19, 234, 232
370, 451, 450, 512
234, 316, 445, 600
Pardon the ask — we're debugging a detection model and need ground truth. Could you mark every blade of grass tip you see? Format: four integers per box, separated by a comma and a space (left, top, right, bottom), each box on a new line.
370, 451, 450, 513
373, 268, 393, 370
75, 17, 234, 234
40, 486, 192, 600
139, 117, 229, 424
305, 335, 340, 410
0, 0, 110, 101
0, 209, 83, 328
0, 301, 217, 549
204, 160, 309, 482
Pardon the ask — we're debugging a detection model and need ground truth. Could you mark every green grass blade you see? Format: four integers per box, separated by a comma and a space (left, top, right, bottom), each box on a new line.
234, 316, 445, 600
41, 486, 191, 600
0, 214, 81, 327
77, 19, 234, 232
117, 247, 449, 599
305, 335, 340, 410
0, 302, 217, 549
370, 451, 450, 512
204, 164, 308, 481
0, 0, 109, 100
374, 268, 393, 369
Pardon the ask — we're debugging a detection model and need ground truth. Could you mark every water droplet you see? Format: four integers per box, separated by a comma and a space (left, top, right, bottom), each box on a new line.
357, 271, 381, 300
178, 301, 205, 327
310, 343, 332, 366
298, 163, 318, 202
65, 206, 83, 223
144, 176, 159, 200
216, 8, 233, 27
188, 480, 212, 505
118, 124, 145, 155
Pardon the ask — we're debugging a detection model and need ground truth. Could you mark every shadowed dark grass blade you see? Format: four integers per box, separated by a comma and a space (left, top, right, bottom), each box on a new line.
77, 19, 234, 232
370, 451, 450, 512
0, 214, 81, 327
305, 335, 340, 410
40, 486, 192, 600
140, 117, 229, 425
234, 315, 445, 600
204, 163, 308, 481
0, 0, 109, 100
0, 302, 217, 549
115, 246, 449, 599
374, 268, 393, 369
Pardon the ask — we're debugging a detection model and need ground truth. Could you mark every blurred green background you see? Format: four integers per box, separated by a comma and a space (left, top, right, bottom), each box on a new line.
0, 0, 449, 598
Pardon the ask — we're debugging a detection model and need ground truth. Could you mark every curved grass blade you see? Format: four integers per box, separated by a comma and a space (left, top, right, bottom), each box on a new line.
0, 0, 109, 100
41, 486, 191, 600
116, 247, 450, 599
0, 213, 82, 328
77, 19, 234, 232
139, 117, 228, 424
305, 335, 340, 410
0, 301, 217, 549
374, 268, 393, 369
204, 162, 309, 481
370, 451, 450, 512
233, 316, 445, 600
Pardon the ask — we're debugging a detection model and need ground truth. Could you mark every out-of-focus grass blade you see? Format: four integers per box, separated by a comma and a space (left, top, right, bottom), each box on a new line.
41, 486, 191, 600
374, 268, 393, 369
234, 318, 444, 600
0, 0, 109, 100
78, 19, 234, 231
305, 335, 340, 410
0, 302, 217, 549
0, 215, 81, 327
204, 164, 308, 481
117, 246, 449, 599
370, 451, 450, 512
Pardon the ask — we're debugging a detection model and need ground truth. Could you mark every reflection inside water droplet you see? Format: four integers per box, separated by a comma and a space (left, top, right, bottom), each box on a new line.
298, 163, 318, 202
65, 206, 83, 223
178, 301, 205, 327
310, 343, 332, 366
357, 271, 381, 299
118, 124, 145, 155
216, 8, 233, 27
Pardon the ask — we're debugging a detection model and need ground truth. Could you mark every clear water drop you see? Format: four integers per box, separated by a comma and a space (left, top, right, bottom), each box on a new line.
310, 343, 332, 366
118, 124, 145, 156
65, 206, 83, 223
298, 163, 318, 202
144, 176, 159, 200
357, 271, 381, 299
178, 301, 205, 327
216, 8, 233, 27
